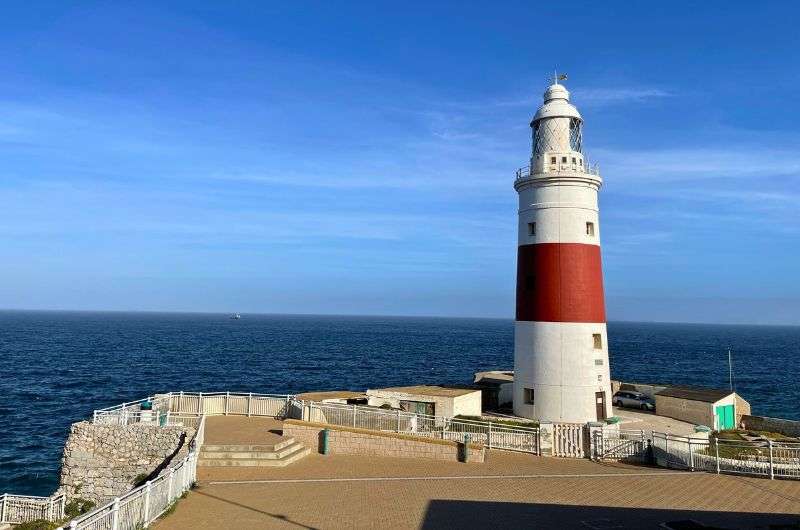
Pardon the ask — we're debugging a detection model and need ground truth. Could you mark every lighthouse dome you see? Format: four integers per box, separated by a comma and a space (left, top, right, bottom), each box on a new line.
532, 83, 582, 123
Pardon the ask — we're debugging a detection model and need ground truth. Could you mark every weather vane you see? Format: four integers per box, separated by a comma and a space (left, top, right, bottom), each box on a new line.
552, 70, 568, 84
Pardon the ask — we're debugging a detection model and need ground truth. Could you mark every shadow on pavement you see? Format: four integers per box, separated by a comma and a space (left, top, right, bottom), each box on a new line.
420, 500, 800, 529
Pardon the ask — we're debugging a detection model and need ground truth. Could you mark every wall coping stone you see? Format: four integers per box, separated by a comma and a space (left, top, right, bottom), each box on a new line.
283, 419, 485, 449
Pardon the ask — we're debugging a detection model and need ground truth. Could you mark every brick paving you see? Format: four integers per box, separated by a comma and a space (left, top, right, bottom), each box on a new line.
152, 419, 800, 530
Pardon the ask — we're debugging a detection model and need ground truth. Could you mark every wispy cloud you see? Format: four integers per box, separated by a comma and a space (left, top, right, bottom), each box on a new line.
573, 88, 672, 105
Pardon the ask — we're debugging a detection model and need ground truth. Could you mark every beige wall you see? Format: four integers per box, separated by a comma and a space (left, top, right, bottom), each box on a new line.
742, 414, 800, 437
654, 395, 714, 427
735, 394, 751, 425
453, 391, 482, 417
283, 420, 485, 463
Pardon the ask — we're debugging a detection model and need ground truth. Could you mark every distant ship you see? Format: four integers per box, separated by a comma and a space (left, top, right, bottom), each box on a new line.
230, 313, 241, 320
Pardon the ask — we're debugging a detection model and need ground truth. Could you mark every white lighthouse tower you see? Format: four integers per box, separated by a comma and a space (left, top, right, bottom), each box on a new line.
512, 76, 612, 423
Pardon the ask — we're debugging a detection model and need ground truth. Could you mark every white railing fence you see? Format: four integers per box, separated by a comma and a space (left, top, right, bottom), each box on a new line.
0, 493, 65, 524
305, 401, 540, 454
56, 415, 206, 530
591, 429, 649, 463
652, 432, 800, 480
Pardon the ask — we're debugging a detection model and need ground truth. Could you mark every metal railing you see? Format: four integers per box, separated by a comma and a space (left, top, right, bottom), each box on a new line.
515, 162, 601, 181
652, 432, 800, 480
305, 401, 540, 454
592, 429, 649, 463
0, 493, 65, 525
56, 415, 206, 530
92, 392, 295, 425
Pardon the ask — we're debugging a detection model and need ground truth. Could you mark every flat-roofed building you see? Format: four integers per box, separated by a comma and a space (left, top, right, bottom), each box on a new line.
655, 386, 751, 430
366, 385, 482, 418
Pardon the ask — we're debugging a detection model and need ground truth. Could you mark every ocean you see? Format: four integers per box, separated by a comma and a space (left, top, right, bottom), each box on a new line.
1, 310, 798, 496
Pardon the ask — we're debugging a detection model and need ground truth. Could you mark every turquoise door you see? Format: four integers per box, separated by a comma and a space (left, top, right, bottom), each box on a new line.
715, 405, 735, 430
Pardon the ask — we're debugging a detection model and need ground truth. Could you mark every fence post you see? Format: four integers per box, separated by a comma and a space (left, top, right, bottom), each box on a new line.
69, 521, 78, 529
225, 391, 229, 415
768, 439, 774, 480
179, 390, 184, 413
144, 480, 152, 523
715, 439, 720, 474
396, 410, 401, 432
111, 497, 120, 530
247, 393, 252, 417
198, 392, 203, 415
60, 494, 66, 520
665, 435, 669, 468
168, 468, 175, 502
688, 439, 694, 471
1, 494, 6, 524
488, 423, 492, 450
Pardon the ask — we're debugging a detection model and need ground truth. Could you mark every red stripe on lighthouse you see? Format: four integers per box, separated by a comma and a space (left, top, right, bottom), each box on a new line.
516, 243, 606, 323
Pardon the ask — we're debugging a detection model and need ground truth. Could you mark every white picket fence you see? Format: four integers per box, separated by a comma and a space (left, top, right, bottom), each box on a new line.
552, 423, 584, 457
305, 401, 540, 454
652, 432, 800, 480
55, 415, 205, 530
0, 493, 65, 524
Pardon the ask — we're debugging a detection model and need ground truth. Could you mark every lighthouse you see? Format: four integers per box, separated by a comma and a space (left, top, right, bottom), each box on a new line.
512, 77, 612, 423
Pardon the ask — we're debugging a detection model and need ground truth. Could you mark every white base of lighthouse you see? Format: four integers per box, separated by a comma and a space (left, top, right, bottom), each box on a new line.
513, 321, 612, 423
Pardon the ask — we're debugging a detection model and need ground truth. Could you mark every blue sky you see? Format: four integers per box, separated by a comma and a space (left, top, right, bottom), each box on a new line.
1, 1, 798, 324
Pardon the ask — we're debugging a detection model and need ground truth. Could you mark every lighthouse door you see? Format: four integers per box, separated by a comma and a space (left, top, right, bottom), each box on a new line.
595, 392, 607, 421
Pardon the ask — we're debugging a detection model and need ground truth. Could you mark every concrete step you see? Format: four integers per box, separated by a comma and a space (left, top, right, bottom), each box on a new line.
198, 442, 310, 467
201, 437, 295, 453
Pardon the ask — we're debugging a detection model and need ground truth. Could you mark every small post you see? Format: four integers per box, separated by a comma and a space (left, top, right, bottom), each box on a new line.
321, 429, 330, 455
198, 392, 203, 415
715, 438, 721, 474
463, 433, 471, 462
352, 404, 357, 428
166, 410, 171, 426
225, 391, 229, 415
168, 468, 175, 501
179, 390, 184, 413
768, 439, 775, 480
247, 393, 252, 417
688, 439, 694, 471
144, 480, 152, 523
488, 423, 493, 450
111, 497, 120, 530
1, 493, 6, 524
396, 410, 401, 432
665, 435, 669, 468
60, 494, 66, 519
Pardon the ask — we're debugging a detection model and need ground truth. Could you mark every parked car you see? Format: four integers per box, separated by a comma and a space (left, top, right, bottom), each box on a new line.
613, 390, 655, 411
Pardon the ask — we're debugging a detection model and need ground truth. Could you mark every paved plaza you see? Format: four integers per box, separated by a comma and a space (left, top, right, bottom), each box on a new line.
153, 419, 800, 529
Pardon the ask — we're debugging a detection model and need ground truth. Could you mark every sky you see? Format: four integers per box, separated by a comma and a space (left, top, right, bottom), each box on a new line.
0, 1, 798, 325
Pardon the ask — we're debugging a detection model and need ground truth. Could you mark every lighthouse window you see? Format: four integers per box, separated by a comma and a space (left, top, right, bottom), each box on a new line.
593, 334, 603, 349
550, 156, 557, 165
586, 222, 595, 236
561, 156, 567, 163
572, 157, 576, 164
524, 388, 535, 405
594, 359, 604, 366
569, 118, 583, 152
528, 222, 536, 236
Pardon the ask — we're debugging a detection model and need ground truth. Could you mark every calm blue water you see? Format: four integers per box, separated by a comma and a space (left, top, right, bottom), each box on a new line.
1, 310, 798, 496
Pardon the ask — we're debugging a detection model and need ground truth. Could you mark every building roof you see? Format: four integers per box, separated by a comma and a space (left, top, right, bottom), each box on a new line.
655, 386, 735, 404
295, 390, 367, 402
473, 370, 514, 386
367, 385, 480, 398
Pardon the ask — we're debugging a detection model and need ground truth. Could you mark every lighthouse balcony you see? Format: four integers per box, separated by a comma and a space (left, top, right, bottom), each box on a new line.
515, 162, 600, 184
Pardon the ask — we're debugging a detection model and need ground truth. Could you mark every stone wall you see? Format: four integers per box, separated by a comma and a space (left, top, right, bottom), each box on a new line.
283, 420, 485, 463
742, 415, 800, 437
58, 422, 192, 504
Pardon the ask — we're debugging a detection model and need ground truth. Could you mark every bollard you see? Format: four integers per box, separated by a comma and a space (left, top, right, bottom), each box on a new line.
463, 433, 471, 462
321, 428, 330, 455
